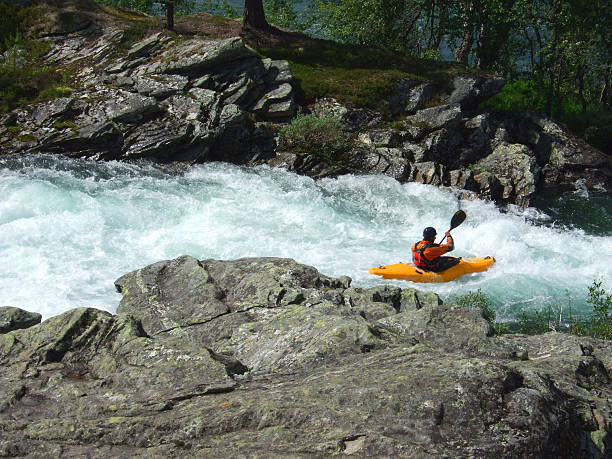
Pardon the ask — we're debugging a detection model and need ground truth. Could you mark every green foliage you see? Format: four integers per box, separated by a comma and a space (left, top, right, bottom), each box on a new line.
264, 0, 300, 30
0, 2, 39, 52
453, 289, 496, 322
498, 281, 612, 340
197, 0, 238, 17
0, 31, 71, 112
278, 113, 351, 160
482, 77, 612, 154
586, 280, 612, 340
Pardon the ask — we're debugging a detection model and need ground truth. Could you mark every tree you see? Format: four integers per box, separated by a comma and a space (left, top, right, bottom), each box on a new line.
243, 0, 270, 30
161, 0, 176, 30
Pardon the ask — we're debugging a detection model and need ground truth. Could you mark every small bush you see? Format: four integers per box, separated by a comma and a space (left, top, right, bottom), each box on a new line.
586, 280, 612, 340
453, 289, 496, 322
278, 113, 351, 160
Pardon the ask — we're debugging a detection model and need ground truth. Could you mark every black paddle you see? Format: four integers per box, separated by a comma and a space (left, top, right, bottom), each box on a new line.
437, 210, 466, 244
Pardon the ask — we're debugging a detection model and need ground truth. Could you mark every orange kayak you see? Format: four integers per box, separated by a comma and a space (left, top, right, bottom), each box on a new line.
368, 256, 495, 283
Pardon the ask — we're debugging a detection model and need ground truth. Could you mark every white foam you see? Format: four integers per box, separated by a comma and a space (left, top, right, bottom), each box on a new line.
1, 156, 610, 320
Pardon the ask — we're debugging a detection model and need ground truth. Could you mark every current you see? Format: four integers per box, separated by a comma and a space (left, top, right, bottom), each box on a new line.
1, 154, 611, 322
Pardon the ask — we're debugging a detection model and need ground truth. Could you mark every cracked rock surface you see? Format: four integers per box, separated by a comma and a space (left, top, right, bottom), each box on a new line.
1, 256, 611, 457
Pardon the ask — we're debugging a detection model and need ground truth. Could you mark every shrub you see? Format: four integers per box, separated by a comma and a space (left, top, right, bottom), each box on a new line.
278, 113, 351, 160
453, 289, 496, 322
586, 280, 612, 340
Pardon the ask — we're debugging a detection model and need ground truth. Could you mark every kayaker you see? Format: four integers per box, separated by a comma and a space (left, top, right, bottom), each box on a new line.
412, 227, 460, 272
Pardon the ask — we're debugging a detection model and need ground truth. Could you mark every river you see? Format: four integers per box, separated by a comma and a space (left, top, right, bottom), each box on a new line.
1, 154, 610, 322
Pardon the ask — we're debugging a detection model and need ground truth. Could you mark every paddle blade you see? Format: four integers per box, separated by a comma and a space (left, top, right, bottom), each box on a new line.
449, 210, 466, 230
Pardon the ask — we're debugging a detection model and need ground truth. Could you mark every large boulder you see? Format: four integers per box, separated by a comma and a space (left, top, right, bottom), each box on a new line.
1, 256, 611, 457
0, 31, 291, 164
472, 142, 540, 207
447, 74, 505, 109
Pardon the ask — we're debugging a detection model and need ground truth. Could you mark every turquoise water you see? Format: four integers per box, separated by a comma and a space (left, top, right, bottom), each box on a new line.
1, 154, 610, 321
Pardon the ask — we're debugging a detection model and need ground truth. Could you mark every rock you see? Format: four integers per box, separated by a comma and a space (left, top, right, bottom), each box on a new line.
1, 257, 612, 457
115, 255, 228, 336
404, 82, 437, 114
382, 79, 421, 114
252, 83, 296, 119
104, 92, 161, 124
449, 168, 478, 191
263, 59, 293, 84
0, 306, 41, 333
419, 128, 464, 167
127, 32, 164, 59
357, 129, 401, 148
134, 74, 189, 99
447, 74, 505, 109
31, 97, 75, 126
474, 143, 540, 207
348, 146, 411, 181
313, 97, 349, 119
149, 37, 256, 75
412, 161, 445, 186
407, 103, 464, 131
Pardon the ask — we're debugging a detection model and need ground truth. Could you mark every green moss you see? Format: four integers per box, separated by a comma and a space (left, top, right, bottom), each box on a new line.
53, 120, 78, 131
108, 416, 125, 423
6, 126, 36, 142
256, 38, 471, 108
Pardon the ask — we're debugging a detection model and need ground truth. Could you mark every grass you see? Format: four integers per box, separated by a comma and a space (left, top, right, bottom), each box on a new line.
256, 38, 473, 109
0, 37, 75, 112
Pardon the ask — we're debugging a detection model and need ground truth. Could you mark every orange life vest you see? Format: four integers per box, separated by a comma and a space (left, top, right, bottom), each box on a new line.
412, 240, 439, 270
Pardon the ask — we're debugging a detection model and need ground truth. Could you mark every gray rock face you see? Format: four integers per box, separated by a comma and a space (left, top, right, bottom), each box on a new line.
1, 256, 611, 457
0, 306, 41, 333
447, 74, 505, 109
1, 31, 292, 165
474, 143, 540, 207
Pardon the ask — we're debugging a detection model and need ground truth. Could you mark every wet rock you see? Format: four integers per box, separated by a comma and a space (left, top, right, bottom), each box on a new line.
412, 161, 445, 186
473, 142, 540, 207
0, 306, 41, 334
449, 168, 479, 191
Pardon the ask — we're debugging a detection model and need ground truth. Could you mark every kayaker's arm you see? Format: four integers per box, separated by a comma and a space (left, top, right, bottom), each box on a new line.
443, 231, 454, 252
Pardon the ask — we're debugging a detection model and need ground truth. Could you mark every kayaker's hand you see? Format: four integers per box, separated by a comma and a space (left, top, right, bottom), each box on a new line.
445, 230, 451, 237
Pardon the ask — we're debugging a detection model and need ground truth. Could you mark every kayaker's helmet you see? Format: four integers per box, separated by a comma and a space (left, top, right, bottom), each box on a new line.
423, 227, 437, 241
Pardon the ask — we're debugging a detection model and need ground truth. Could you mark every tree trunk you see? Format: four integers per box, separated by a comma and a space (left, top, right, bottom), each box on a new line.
166, 2, 174, 31
577, 66, 587, 113
601, 65, 612, 109
243, 0, 269, 30
454, 1, 473, 65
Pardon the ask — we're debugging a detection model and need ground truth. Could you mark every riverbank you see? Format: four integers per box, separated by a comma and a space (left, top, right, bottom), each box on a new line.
1, 255, 611, 457
1, 0, 610, 210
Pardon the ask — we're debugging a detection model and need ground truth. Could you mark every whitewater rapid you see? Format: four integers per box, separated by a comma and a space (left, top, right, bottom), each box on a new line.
1, 154, 610, 321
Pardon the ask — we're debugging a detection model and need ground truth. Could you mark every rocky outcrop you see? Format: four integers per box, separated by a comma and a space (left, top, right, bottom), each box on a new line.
0, 255, 611, 457
0, 306, 41, 333
0, 27, 295, 164
298, 94, 612, 207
